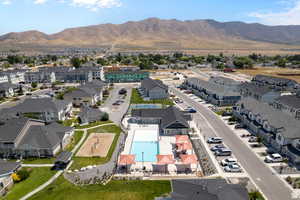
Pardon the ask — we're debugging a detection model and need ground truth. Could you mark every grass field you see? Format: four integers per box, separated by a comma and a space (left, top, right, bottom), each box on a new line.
74, 120, 112, 129
2, 168, 56, 200
130, 89, 174, 105
29, 177, 171, 200
236, 67, 300, 83
71, 125, 122, 170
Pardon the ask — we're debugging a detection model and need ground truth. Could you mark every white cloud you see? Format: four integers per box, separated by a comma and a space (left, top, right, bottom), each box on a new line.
34, 0, 47, 4
249, 0, 300, 25
71, 0, 122, 11
1, 0, 12, 5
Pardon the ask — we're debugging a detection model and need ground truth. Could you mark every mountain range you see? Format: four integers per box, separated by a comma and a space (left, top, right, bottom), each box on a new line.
1, 18, 300, 50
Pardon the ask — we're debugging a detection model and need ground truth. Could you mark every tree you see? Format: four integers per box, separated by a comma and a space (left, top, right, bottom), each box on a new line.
70, 57, 82, 68
101, 112, 109, 121
233, 57, 253, 69
276, 58, 287, 67
31, 82, 38, 88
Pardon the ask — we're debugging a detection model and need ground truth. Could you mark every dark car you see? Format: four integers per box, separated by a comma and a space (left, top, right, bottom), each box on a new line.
119, 88, 127, 95
234, 124, 244, 129
112, 102, 120, 106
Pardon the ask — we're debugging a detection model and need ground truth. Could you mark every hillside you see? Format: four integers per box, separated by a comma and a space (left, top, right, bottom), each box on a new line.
1, 18, 300, 50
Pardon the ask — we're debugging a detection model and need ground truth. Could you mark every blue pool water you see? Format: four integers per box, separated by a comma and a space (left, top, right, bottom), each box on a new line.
131, 141, 159, 162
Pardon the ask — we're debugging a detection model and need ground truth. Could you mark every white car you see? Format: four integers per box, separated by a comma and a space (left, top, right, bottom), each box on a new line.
264, 153, 283, 163
221, 158, 237, 166
224, 164, 242, 173
207, 137, 223, 144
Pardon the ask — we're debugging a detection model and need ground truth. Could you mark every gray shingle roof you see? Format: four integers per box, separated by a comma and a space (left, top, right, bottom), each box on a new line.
275, 95, 300, 110
0, 118, 31, 142
171, 179, 249, 200
238, 97, 300, 139
0, 82, 19, 90
141, 78, 168, 91
186, 78, 239, 97
0, 160, 21, 176
78, 107, 103, 123
131, 106, 190, 129
239, 82, 274, 96
253, 74, 297, 86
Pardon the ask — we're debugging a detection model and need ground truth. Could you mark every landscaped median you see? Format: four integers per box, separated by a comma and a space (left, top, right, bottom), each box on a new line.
28, 176, 171, 200
130, 88, 174, 106
70, 124, 122, 170
1, 168, 56, 200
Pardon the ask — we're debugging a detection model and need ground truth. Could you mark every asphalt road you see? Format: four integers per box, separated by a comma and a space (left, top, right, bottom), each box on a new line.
101, 84, 133, 125
170, 86, 294, 200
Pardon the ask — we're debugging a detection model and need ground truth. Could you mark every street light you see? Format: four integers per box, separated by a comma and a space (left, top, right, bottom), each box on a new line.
142, 152, 144, 171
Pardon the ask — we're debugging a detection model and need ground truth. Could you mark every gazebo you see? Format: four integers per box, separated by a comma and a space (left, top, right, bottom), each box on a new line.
118, 154, 136, 173
153, 155, 175, 174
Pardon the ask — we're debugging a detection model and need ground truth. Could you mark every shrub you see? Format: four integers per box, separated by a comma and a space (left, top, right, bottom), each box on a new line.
12, 173, 21, 183
101, 112, 109, 121
16, 169, 31, 181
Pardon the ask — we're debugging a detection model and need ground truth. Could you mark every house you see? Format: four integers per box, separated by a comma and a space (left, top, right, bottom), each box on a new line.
64, 80, 106, 107
0, 160, 21, 196
141, 78, 169, 100
239, 82, 281, 103
104, 70, 149, 83
24, 71, 56, 83
252, 75, 297, 91
0, 118, 74, 158
130, 106, 191, 136
233, 97, 300, 165
184, 78, 241, 106
271, 93, 300, 119
0, 74, 8, 83
169, 179, 249, 200
0, 83, 20, 98
0, 98, 72, 122
78, 106, 105, 125
3, 70, 26, 84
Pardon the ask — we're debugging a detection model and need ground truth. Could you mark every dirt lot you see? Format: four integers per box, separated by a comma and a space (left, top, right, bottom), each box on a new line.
236, 67, 300, 83
76, 133, 115, 157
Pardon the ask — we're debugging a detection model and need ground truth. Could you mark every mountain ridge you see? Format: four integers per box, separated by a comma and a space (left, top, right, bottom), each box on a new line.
1, 18, 300, 50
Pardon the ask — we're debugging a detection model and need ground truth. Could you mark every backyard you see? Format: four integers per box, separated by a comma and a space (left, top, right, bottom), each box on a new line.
29, 177, 171, 200
2, 168, 56, 200
130, 89, 174, 106
71, 125, 122, 170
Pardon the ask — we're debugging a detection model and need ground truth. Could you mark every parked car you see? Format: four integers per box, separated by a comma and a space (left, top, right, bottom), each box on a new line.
118, 88, 127, 95
185, 108, 197, 113
221, 158, 238, 166
224, 163, 242, 173
207, 137, 223, 144
265, 153, 283, 163
248, 136, 258, 143
215, 148, 232, 156
235, 124, 244, 129
112, 102, 120, 106
210, 144, 226, 152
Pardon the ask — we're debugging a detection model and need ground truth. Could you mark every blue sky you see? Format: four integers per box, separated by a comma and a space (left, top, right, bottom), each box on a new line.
1, 0, 300, 35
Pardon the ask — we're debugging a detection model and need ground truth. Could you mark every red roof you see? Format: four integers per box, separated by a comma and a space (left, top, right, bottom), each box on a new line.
157, 155, 175, 165
175, 135, 189, 144
118, 154, 136, 165
177, 141, 193, 151
180, 154, 198, 164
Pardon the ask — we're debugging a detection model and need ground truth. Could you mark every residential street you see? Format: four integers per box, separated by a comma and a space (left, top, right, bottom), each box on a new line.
170, 86, 295, 200
101, 84, 134, 125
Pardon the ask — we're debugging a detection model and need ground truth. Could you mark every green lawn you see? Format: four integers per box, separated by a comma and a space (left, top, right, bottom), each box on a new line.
74, 120, 112, 129
65, 131, 84, 152
2, 168, 56, 200
71, 125, 122, 170
22, 158, 55, 164
29, 177, 171, 200
63, 118, 78, 127
130, 89, 174, 105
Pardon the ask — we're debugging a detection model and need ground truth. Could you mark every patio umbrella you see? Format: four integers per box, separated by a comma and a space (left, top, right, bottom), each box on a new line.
175, 135, 189, 144
118, 155, 136, 173
176, 141, 193, 151
156, 155, 175, 174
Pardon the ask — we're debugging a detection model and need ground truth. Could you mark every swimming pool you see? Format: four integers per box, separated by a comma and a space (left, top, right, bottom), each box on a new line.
129, 126, 159, 162
131, 141, 159, 162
